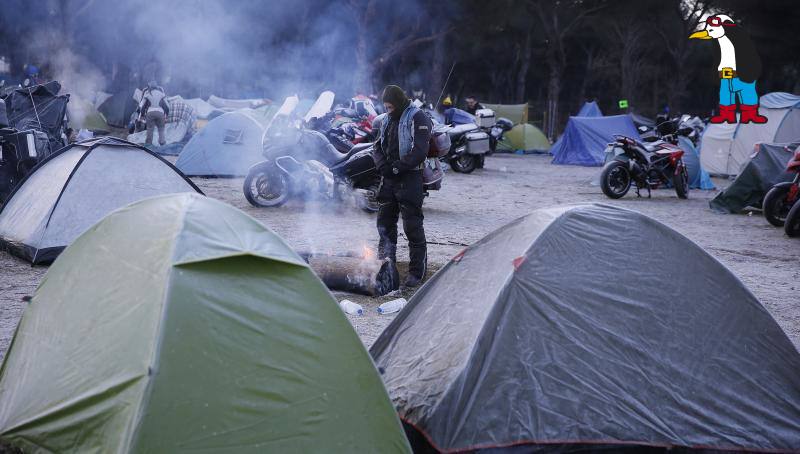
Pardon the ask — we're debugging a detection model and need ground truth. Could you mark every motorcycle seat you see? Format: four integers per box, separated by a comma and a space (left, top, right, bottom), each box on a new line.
332, 142, 373, 166
446, 123, 478, 137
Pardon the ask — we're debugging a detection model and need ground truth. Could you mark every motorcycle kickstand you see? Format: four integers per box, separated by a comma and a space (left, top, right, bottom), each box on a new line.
635, 187, 641, 198
647, 187, 651, 198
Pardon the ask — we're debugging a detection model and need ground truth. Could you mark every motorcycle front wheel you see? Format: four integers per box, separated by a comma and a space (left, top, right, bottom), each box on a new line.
243, 162, 291, 208
451, 154, 477, 173
763, 184, 795, 227
673, 163, 689, 199
600, 160, 632, 199
784, 200, 800, 237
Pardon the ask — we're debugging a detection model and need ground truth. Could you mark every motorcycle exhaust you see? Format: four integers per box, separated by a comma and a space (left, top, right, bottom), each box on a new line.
297, 251, 399, 296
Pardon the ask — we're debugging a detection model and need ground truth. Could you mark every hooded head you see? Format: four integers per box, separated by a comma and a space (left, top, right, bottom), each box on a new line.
382, 85, 409, 119
689, 14, 735, 40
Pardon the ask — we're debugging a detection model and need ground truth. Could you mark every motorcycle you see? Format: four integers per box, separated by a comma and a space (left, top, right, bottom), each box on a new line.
439, 108, 512, 173
600, 119, 692, 199
763, 144, 800, 236
244, 114, 448, 212
244, 123, 381, 212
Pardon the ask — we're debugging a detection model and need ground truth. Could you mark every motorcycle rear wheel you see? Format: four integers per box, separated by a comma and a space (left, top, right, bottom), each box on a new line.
763, 184, 795, 227
600, 160, 631, 199
243, 163, 291, 208
451, 154, 477, 173
785, 200, 800, 237
673, 164, 689, 199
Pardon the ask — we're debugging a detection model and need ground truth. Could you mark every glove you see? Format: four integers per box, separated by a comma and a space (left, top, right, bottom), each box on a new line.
380, 164, 395, 178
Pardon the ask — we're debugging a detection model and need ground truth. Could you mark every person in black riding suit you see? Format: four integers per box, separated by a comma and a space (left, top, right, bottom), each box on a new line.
371, 85, 432, 288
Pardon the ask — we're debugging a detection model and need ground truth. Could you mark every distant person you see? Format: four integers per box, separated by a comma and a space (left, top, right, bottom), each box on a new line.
464, 95, 484, 115
22, 64, 41, 87
437, 95, 453, 115
138, 81, 170, 146
372, 84, 432, 288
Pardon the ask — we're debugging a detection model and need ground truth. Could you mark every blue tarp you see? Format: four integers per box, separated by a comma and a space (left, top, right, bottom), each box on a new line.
444, 108, 475, 125
551, 115, 641, 166
577, 101, 602, 117
678, 136, 715, 190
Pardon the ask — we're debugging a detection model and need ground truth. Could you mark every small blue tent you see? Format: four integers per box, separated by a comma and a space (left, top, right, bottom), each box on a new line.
551, 115, 641, 166
577, 101, 602, 117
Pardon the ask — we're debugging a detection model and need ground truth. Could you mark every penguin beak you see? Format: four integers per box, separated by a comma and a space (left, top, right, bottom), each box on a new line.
689, 30, 711, 40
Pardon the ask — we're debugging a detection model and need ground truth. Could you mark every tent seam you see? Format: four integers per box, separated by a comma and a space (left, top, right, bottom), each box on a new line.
124, 195, 194, 452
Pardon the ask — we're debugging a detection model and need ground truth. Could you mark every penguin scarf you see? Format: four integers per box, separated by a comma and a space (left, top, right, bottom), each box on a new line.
690, 14, 768, 124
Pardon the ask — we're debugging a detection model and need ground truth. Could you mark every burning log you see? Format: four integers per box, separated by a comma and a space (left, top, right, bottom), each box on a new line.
298, 251, 399, 296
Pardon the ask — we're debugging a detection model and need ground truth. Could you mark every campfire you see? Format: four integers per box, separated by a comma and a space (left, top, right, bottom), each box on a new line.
297, 246, 398, 296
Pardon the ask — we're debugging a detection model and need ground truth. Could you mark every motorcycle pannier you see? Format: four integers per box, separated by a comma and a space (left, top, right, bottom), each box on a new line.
429, 130, 451, 158
466, 132, 491, 155
475, 109, 496, 128
422, 158, 443, 191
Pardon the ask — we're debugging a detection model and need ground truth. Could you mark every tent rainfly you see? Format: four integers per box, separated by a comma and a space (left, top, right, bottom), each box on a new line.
700, 92, 800, 176
577, 100, 603, 117
0, 137, 202, 264
482, 103, 529, 124
0, 193, 410, 453
175, 109, 269, 176
371, 204, 800, 453
550, 115, 641, 166
710, 141, 798, 213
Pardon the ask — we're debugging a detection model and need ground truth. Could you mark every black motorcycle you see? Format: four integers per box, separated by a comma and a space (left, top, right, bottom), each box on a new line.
243, 125, 381, 212
600, 119, 692, 199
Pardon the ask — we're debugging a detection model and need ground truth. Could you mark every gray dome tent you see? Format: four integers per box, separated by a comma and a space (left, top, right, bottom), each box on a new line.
371, 204, 800, 453
0, 137, 202, 264
175, 109, 270, 176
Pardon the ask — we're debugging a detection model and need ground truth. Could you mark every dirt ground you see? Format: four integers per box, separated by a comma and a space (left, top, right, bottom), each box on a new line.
1, 153, 798, 360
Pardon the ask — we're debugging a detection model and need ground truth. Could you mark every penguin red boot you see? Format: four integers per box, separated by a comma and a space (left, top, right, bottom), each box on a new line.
710, 104, 737, 123
740, 104, 768, 123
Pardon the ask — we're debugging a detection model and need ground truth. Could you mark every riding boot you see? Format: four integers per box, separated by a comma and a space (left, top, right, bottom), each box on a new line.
404, 242, 427, 288
709, 105, 737, 124
378, 239, 397, 263
739, 104, 768, 124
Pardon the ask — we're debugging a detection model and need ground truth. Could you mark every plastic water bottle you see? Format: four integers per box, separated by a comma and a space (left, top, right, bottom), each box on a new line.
339, 299, 363, 316
377, 298, 407, 315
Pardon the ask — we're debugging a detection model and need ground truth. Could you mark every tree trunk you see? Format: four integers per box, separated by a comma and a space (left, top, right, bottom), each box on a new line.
515, 29, 533, 103
576, 47, 595, 109
429, 33, 447, 104
354, 24, 372, 94
546, 67, 561, 140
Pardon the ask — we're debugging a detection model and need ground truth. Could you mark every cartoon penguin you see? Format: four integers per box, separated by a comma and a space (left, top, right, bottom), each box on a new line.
690, 14, 767, 124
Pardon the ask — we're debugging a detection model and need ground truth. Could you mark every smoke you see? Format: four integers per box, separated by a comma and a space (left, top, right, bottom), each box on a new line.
50, 49, 107, 129
0, 0, 438, 101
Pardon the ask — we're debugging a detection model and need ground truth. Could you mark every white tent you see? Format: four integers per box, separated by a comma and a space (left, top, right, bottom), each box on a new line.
700, 92, 800, 176
0, 137, 201, 264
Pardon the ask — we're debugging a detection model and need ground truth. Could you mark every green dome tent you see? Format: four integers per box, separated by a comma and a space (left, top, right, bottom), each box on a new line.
496, 123, 550, 153
0, 193, 410, 453
482, 103, 528, 124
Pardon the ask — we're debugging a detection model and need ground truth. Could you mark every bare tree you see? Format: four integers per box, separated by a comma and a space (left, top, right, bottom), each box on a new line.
529, 0, 605, 140
514, 28, 533, 103
656, 0, 710, 112
610, 18, 650, 109
346, 0, 452, 93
